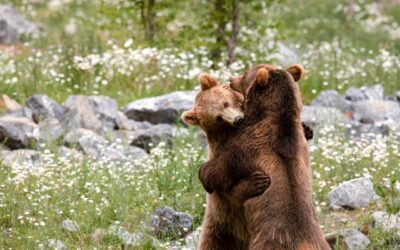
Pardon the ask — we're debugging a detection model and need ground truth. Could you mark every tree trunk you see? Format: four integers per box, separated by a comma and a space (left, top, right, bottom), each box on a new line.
227, 0, 239, 66
210, 0, 227, 63
139, 0, 147, 34
146, 0, 156, 42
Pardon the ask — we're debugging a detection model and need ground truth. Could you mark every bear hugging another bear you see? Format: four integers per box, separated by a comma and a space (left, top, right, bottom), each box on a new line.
182, 64, 329, 250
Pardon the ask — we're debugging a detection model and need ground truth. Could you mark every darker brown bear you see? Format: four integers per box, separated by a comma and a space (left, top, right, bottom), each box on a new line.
199, 64, 330, 250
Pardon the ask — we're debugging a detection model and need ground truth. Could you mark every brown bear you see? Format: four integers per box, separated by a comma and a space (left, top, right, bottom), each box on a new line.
182, 74, 272, 250
182, 72, 315, 249
198, 64, 330, 250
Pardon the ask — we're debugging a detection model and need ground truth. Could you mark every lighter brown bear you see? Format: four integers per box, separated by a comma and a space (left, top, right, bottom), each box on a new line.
182, 74, 272, 250
198, 64, 330, 250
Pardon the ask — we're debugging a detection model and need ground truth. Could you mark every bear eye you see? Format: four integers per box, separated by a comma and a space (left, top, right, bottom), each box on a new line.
223, 102, 229, 108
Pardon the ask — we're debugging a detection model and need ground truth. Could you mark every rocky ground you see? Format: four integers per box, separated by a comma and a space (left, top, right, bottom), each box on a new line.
1, 83, 400, 249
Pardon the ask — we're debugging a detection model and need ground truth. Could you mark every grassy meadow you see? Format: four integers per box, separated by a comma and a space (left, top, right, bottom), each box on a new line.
0, 0, 400, 249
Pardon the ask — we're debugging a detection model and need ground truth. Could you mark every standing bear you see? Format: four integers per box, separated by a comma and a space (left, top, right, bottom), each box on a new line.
182, 74, 272, 250
198, 64, 330, 250
182, 70, 315, 249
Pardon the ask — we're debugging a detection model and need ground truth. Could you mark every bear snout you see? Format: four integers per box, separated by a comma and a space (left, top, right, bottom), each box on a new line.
233, 116, 244, 127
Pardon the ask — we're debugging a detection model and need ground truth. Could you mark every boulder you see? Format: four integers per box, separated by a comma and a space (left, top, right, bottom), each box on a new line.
57, 146, 83, 159
328, 177, 379, 210
130, 124, 174, 152
372, 211, 400, 236
343, 121, 390, 137
115, 111, 152, 131
61, 219, 80, 232
344, 84, 384, 102
0, 5, 40, 44
7, 107, 33, 120
64, 128, 147, 162
62, 95, 119, 133
0, 149, 41, 167
38, 117, 64, 143
107, 225, 158, 247
123, 91, 196, 124
0, 116, 38, 149
301, 106, 347, 127
184, 227, 201, 249
47, 239, 66, 250
26, 94, 63, 123
350, 100, 400, 124
343, 229, 370, 250
149, 206, 193, 239
310, 90, 351, 112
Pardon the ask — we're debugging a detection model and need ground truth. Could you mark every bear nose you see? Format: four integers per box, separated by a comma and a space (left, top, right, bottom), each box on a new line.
233, 116, 243, 127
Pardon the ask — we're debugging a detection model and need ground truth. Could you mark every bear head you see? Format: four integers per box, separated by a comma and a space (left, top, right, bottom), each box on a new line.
181, 73, 245, 133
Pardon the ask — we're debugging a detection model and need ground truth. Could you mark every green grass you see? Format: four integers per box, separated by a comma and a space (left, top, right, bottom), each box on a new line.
1, 126, 399, 249
0, 131, 206, 249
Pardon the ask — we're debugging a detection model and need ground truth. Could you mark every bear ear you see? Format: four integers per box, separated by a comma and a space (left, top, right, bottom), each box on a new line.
286, 64, 304, 82
229, 76, 243, 94
198, 73, 218, 90
255, 68, 269, 86
181, 109, 199, 126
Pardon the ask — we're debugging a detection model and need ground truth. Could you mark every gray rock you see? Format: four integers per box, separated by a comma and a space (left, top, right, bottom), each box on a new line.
115, 111, 132, 130
343, 121, 390, 137
107, 225, 158, 247
328, 177, 379, 210
150, 206, 193, 239
62, 95, 119, 133
0, 116, 39, 149
184, 227, 201, 249
123, 91, 196, 124
38, 117, 64, 142
64, 128, 147, 162
372, 211, 400, 235
106, 123, 174, 152
7, 107, 33, 120
61, 219, 80, 232
301, 106, 347, 127
26, 94, 63, 123
310, 90, 351, 112
344, 85, 384, 102
0, 5, 40, 44
57, 146, 83, 159
343, 229, 370, 250
130, 124, 174, 152
115, 111, 152, 131
63, 128, 109, 158
350, 100, 400, 124
47, 239, 66, 250
0, 149, 41, 167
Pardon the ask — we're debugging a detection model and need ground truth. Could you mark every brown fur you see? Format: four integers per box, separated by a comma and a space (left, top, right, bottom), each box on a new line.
199, 64, 330, 250
182, 76, 271, 250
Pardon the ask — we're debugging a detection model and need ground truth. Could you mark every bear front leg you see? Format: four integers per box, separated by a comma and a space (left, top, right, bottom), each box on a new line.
228, 171, 271, 204
199, 148, 254, 194
198, 158, 234, 194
